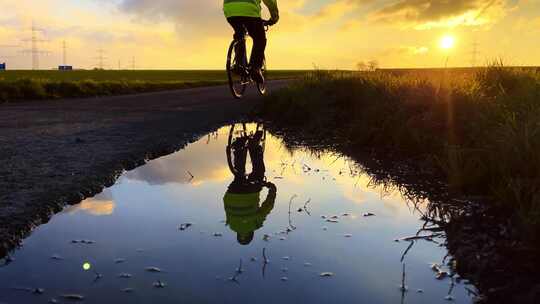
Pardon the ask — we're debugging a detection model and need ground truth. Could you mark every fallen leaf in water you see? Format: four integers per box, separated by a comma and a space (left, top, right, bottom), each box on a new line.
153, 280, 167, 288
436, 271, 449, 280
61, 294, 84, 301
145, 267, 162, 273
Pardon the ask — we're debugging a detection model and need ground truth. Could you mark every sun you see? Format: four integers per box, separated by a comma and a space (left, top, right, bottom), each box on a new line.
440, 35, 455, 50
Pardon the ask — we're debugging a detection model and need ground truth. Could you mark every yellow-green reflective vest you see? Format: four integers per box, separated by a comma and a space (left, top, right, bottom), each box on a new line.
223, 0, 279, 19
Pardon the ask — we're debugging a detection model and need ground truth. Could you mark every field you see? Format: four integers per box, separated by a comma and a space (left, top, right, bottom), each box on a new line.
261, 65, 540, 242
0, 70, 305, 102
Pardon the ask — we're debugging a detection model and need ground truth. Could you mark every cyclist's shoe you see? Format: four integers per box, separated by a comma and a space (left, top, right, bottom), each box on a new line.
250, 68, 264, 84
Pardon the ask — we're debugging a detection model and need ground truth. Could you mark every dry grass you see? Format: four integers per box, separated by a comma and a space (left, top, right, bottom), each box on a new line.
261, 64, 540, 241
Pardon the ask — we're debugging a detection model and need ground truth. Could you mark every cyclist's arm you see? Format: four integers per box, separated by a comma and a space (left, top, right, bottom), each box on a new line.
262, 0, 279, 23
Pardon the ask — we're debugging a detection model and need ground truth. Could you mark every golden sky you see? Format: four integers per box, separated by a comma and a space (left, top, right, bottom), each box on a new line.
1, 0, 539, 69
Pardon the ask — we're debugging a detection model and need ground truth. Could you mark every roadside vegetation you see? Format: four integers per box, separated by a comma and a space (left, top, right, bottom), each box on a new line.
261, 64, 540, 242
0, 70, 304, 102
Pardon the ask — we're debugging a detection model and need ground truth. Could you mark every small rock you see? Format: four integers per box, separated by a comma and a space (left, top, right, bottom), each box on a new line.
50, 255, 64, 261
279, 237, 287, 241
282, 256, 290, 260
114, 258, 126, 264
281, 267, 288, 272
363, 213, 375, 217
444, 295, 455, 301
342, 213, 350, 216
417, 289, 424, 293
321, 215, 327, 219
344, 234, 352, 238
263, 234, 271, 241
121, 288, 134, 293
250, 257, 257, 262
118, 273, 132, 278
49, 299, 59, 303
280, 277, 289, 281
330, 215, 339, 219
304, 262, 312, 267
430, 263, 441, 272
320, 272, 334, 277
33, 288, 45, 294
213, 232, 223, 237
326, 219, 339, 223
322, 226, 328, 231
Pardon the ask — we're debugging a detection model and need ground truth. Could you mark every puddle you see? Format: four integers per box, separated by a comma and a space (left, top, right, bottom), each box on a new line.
0, 124, 475, 303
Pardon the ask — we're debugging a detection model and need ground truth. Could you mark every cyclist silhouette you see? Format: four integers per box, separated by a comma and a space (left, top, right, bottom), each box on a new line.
223, 0, 279, 84
223, 125, 277, 245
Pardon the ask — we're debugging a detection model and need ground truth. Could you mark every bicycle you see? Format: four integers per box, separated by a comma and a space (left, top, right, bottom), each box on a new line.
226, 21, 272, 99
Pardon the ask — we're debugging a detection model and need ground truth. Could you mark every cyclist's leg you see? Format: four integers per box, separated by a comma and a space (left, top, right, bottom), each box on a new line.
244, 18, 267, 70
227, 17, 247, 67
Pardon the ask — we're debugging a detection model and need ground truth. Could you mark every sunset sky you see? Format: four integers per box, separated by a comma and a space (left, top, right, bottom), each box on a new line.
1, 0, 539, 69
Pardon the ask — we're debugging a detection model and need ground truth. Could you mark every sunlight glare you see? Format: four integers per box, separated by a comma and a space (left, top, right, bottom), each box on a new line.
440, 35, 455, 50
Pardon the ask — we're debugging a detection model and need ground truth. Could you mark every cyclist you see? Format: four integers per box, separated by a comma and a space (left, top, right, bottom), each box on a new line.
223, 0, 279, 84
223, 130, 277, 245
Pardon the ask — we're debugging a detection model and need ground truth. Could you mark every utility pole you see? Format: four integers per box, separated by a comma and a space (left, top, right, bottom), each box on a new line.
118, 59, 121, 70
470, 39, 479, 68
95, 48, 107, 69
62, 40, 67, 66
21, 21, 48, 70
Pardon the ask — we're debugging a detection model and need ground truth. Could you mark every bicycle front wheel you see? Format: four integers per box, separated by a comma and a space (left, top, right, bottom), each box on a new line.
226, 40, 248, 99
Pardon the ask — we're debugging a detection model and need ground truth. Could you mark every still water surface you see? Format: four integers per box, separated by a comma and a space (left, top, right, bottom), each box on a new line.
0, 124, 474, 303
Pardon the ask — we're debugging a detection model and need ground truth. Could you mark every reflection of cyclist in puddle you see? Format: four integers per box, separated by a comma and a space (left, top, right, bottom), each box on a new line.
224, 127, 276, 245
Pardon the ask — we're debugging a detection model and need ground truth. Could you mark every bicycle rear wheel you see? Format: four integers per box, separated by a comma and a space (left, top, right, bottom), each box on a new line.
257, 59, 267, 95
227, 40, 248, 99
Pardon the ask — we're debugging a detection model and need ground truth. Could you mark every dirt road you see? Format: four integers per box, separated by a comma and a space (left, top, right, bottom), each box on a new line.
0, 81, 290, 256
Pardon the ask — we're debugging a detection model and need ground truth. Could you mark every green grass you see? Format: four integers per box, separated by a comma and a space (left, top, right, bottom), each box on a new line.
0, 70, 305, 102
261, 64, 540, 242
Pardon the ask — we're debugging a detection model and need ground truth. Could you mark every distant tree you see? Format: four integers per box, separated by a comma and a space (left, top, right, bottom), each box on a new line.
356, 61, 367, 71
367, 60, 379, 71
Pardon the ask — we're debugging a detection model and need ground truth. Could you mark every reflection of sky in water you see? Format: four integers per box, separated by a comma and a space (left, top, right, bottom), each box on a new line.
65, 189, 115, 216
0, 124, 474, 304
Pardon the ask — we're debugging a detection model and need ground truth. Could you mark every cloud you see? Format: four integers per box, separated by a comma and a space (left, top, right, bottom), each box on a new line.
370, 0, 514, 29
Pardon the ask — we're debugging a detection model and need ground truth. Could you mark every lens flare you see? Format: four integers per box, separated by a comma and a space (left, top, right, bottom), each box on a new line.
83, 262, 91, 271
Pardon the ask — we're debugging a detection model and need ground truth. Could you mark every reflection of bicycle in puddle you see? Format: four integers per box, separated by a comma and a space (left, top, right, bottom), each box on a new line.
223, 123, 277, 246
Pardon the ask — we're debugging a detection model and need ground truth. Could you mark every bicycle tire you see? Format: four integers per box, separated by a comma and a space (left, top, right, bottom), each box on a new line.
257, 59, 267, 95
226, 40, 247, 99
